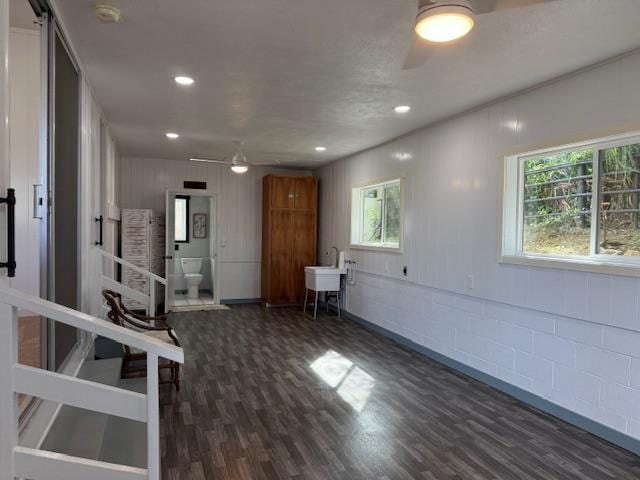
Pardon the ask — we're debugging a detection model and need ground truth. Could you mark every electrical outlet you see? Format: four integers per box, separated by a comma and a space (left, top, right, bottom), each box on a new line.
384, 261, 389, 273
466, 274, 474, 290
403, 266, 408, 276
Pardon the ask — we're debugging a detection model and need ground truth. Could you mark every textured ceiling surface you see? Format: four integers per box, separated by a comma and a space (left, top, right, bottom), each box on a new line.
53, 0, 640, 167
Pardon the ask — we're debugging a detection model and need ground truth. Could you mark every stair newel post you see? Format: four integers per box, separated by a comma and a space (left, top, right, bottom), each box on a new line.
0, 303, 18, 480
147, 352, 160, 480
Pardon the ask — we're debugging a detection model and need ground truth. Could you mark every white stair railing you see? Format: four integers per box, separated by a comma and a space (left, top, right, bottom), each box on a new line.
0, 287, 184, 480
95, 248, 167, 317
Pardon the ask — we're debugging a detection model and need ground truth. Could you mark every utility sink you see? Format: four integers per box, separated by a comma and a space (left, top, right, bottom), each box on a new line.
304, 266, 346, 291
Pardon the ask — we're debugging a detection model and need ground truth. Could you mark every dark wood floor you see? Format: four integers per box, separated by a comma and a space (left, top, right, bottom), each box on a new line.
159, 305, 640, 480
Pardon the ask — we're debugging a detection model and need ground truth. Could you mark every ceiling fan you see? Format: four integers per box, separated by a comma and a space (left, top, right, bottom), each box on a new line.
404, 0, 557, 69
190, 141, 281, 174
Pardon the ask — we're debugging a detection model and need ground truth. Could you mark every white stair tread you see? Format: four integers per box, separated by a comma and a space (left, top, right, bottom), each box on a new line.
39, 357, 150, 469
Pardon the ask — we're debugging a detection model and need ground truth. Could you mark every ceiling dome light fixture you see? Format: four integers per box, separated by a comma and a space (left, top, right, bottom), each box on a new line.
394, 105, 411, 114
174, 76, 194, 86
165, 132, 179, 139
230, 148, 249, 174
93, 4, 123, 23
315, 146, 327, 152
415, 0, 474, 43
231, 165, 249, 174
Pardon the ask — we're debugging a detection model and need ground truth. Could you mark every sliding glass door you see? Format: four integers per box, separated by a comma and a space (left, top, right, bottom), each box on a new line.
49, 24, 80, 370
7, 0, 48, 417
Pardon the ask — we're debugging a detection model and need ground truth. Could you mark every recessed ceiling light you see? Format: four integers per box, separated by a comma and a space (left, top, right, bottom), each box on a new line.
315, 146, 327, 152
174, 76, 194, 86
415, 0, 474, 43
394, 105, 411, 114
166, 132, 179, 139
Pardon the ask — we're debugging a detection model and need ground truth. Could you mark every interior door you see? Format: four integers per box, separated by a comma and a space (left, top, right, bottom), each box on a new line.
164, 191, 175, 311
270, 209, 294, 304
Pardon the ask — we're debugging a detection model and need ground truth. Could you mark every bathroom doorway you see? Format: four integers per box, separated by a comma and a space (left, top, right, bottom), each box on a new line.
165, 189, 220, 311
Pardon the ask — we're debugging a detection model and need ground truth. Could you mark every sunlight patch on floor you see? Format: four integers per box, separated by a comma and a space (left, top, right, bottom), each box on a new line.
310, 350, 375, 412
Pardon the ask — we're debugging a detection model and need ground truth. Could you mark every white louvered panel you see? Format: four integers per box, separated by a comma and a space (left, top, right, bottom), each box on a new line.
122, 209, 150, 310
150, 213, 165, 305
121, 209, 165, 310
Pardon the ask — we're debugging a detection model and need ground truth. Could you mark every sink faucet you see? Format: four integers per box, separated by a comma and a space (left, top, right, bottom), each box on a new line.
330, 246, 339, 268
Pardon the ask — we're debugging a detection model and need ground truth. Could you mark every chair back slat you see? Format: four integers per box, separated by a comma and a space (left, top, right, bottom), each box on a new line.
102, 289, 131, 355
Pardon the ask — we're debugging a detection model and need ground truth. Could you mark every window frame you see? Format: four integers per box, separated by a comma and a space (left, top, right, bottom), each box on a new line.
174, 195, 190, 243
500, 130, 640, 276
350, 177, 404, 252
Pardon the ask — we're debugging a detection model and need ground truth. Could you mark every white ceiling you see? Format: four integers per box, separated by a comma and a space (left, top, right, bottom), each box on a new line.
53, 0, 640, 167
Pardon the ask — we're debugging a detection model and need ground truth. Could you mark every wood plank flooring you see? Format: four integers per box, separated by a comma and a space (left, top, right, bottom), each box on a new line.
159, 305, 640, 479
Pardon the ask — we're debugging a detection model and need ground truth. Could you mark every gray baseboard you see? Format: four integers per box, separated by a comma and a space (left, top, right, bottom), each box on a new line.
329, 304, 640, 456
221, 298, 262, 305
175, 289, 212, 295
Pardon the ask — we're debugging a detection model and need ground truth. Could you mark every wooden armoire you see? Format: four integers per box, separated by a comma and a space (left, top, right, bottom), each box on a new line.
261, 175, 318, 305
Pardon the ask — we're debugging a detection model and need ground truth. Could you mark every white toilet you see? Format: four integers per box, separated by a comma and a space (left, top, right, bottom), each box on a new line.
181, 258, 203, 299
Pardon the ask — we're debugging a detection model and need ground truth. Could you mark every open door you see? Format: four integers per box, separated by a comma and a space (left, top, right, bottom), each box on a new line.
164, 189, 219, 310
164, 190, 176, 312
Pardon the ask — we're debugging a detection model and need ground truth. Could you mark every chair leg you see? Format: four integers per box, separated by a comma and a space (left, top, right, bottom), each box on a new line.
303, 288, 308, 313
313, 290, 318, 319
337, 290, 341, 318
120, 355, 129, 379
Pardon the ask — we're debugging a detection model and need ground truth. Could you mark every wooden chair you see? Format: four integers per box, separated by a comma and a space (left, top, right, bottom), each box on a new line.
102, 289, 181, 391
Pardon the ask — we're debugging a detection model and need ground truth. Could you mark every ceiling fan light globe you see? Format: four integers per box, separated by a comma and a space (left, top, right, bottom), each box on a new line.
415, 2, 474, 43
231, 164, 249, 174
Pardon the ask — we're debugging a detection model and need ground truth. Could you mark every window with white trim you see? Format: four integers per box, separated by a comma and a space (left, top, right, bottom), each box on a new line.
351, 178, 402, 250
174, 195, 190, 243
501, 132, 640, 267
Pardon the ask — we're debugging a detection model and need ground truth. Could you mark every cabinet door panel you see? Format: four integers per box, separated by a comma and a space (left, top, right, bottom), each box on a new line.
292, 211, 317, 303
271, 176, 296, 209
294, 177, 317, 210
270, 209, 294, 304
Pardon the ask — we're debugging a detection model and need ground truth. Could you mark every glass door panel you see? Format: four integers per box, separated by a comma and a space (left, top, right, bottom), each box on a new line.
51, 27, 80, 370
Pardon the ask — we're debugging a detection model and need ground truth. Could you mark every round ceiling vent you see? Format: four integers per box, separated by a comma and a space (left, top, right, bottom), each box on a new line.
93, 4, 122, 23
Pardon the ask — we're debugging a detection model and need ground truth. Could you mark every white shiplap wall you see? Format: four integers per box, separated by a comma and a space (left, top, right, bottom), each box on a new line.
119, 157, 311, 300
316, 51, 640, 441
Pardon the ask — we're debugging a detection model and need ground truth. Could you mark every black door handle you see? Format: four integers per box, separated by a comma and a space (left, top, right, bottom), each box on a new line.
1, 188, 16, 277
162, 255, 173, 260
95, 215, 103, 246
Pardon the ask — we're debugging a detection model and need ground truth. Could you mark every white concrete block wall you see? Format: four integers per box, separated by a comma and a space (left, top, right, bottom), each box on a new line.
347, 272, 640, 438
317, 51, 640, 442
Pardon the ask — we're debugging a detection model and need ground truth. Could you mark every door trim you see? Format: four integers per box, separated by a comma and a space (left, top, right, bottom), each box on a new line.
165, 188, 221, 309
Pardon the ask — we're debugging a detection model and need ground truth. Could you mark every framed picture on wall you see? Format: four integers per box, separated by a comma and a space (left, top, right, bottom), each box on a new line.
193, 213, 207, 239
